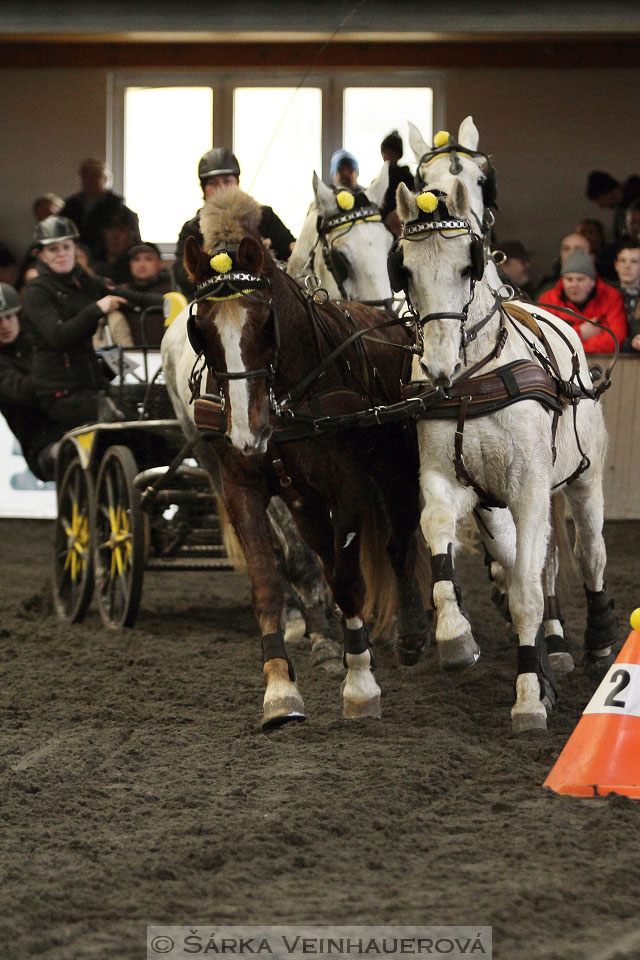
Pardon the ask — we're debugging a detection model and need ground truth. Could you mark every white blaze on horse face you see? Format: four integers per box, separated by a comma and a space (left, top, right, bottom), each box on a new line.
216, 299, 270, 455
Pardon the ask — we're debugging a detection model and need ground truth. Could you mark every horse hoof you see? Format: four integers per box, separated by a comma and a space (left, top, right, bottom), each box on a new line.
584, 646, 615, 675
310, 636, 344, 674
548, 651, 574, 676
511, 709, 548, 734
262, 700, 306, 731
342, 695, 381, 720
395, 635, 430, 666
438, 633, 480, 671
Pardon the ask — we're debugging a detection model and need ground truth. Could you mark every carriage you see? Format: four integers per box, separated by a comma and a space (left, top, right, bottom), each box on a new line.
51, 307, 237, 631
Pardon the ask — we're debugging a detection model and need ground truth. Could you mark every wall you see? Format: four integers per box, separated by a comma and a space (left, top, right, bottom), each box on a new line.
1, 66, 640, 284
446, 68, 640, 283
0, 70, 107, 260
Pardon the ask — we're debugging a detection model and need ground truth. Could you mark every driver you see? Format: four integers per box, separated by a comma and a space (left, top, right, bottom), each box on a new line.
174, 148, 296, 300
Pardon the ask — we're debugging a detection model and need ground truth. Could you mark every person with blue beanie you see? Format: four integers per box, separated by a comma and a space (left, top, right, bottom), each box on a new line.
330, 149, 361, 189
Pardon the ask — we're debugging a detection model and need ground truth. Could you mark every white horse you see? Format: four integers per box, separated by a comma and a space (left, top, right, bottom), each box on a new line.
395, 177, 615, 732
405, 116, 577, 675
287, 164, 395, 307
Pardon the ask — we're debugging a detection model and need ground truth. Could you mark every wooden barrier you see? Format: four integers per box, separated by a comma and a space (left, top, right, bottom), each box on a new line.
591, 354, 640, 520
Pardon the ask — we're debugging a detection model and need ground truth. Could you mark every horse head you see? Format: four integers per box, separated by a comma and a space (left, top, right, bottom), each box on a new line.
184, 189, 277, 456
396, 177, 490, 387
289, 164, 394, 305
409, 116, 497, 228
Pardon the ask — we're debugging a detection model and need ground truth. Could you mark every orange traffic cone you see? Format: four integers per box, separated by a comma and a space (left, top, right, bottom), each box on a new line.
544, 609, 640, 798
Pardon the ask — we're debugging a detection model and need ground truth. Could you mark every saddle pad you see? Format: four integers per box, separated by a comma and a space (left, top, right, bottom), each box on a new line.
503, 301, 542, 338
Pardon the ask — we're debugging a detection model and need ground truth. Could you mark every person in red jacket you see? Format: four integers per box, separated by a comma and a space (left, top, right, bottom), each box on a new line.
537, 248, 627, 353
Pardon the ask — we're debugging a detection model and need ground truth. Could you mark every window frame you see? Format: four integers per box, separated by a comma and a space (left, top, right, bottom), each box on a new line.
109, 69, 444, 256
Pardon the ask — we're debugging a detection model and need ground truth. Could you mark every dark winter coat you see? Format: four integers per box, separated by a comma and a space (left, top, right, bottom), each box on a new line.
0, 330, 63, 477
23, 261, 160, 396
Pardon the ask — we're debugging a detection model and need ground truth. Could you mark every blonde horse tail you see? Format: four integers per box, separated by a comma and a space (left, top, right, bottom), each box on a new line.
214, 493, 248, 572
360, 503, 397, 642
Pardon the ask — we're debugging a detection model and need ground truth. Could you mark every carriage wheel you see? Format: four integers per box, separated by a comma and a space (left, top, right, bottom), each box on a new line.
93, 445, 145, 629
52, 457, 94, 622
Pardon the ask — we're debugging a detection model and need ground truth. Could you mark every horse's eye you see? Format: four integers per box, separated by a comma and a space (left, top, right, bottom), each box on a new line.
477, 176, 484, 185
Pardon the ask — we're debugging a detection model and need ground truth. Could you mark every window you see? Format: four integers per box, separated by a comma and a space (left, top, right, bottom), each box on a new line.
343, 87, 434, 187
233, 87, 322, 237
112, 72, 440, 254
124, 87, 213, 246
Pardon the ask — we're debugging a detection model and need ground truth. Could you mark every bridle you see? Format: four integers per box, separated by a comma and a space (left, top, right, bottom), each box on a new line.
187, 261, 285, 415
308, 191, 393, 308
415, 137, 498, 214
398, 196, 500, 364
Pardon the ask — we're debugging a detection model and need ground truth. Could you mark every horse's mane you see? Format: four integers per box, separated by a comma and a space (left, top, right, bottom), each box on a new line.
199, 187, 262, 252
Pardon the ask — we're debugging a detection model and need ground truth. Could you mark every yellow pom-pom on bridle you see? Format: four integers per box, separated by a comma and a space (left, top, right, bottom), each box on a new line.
433, 130, 451, 148
336, 190, 355, 211
416, 192, 439, 214
210, 252, 233, 273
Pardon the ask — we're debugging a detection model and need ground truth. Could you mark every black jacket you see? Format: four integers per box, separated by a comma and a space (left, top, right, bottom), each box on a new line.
174, 205, 296, 299
0, 330, 63, 478
61, 190, 141, 258
23, 262, 160, 397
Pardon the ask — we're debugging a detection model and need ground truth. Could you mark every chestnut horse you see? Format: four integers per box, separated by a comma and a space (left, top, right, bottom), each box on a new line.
165, 187, 431, 729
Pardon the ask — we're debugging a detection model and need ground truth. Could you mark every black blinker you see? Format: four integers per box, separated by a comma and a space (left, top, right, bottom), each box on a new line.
329, 248, 349, 285
387, 246, 408, 294
187, 309, 207, 355
470, 237, 485, 281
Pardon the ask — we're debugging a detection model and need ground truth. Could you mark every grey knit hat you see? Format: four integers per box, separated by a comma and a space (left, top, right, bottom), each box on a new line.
561, 249, 596, 278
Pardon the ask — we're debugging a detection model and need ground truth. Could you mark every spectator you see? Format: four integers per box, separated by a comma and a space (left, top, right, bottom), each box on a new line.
379, 130, 414, 237
61, 158, 140, 259
586, 169, 640, 241
624, 199, 640, 242
576, 218, 618, 282
535, 231, 593, 297
92, 207, 139, 284
120, 242, 172, 346
330, 149, 361, 190
0, 282, 63, 480
537, 249, 627, 354
174, 148, 296, 300
23, 216, 159, 428
32, 193, 64, 223
614, 241, 640, 353
495, 240, 534, 300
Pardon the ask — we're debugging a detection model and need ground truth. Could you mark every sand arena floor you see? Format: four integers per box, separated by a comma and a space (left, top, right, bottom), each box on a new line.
1, 518, 639, 960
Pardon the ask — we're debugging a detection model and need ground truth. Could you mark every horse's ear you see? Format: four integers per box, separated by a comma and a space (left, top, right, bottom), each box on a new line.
458, 116, 479, 152
396, 182, 417, 224
407, 121, 428, 161
365, 161, 389, 209
183, 235, 209, 282
313, 175, 336, 216
238, 235, 267, 274
447, 178, 470, 218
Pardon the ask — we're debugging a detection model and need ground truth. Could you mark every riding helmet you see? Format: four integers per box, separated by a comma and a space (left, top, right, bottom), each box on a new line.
198, 148, 241, 184
0, 283, 21, 318
32, 215, 80, 247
